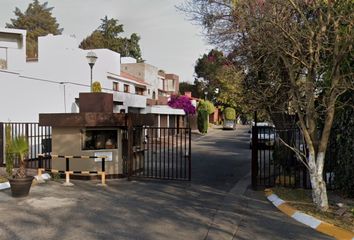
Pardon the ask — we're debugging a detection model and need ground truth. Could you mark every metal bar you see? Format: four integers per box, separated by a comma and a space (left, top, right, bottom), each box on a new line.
180, 128, 182, 179
155, 128, 158, 178
167, 127, 170, 179
172, 126, 174, 179
0, 123, 4, 167
163, 127, 166, 178
66, 157, 70, 172
188, 128, 191, 181
251, 111, 258, 190
159, 127, 162, 178
184, 128, 187, 179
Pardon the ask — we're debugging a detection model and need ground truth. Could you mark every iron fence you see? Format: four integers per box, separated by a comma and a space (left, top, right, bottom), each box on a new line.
127, 127, 191, 181
0, 122, 52, 169
252, 122, 337, 190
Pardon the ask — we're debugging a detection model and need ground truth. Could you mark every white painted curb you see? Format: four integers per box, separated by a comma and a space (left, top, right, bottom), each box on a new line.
0, 181, 10, 190
267, 193, 323, 229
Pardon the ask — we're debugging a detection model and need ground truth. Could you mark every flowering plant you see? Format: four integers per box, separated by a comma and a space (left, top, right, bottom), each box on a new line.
168, 95, 196, 115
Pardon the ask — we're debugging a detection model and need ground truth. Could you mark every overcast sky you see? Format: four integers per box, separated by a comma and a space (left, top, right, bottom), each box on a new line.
0, 0, 212, 83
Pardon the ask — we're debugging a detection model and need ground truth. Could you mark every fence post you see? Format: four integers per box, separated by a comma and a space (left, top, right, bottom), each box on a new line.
101, 157, 106, 185
63, 157, 73, 186
127, 115, 134, 180
0, 123, 4, 167
188, 128, 192, 181
37, 155, 44, 177
251, 111, 258, 190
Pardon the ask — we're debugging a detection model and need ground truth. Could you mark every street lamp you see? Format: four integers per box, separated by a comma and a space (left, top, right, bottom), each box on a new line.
204, 91, 208, 100
86, 51, 98, 92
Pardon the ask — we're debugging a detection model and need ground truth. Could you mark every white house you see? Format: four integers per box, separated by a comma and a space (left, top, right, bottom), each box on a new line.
0, 28, 185, 125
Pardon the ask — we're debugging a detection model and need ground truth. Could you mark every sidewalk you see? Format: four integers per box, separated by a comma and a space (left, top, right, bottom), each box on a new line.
205, 174, 333, 240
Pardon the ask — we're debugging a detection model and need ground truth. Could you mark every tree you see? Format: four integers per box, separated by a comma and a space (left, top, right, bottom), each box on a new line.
194, 49, 229, 101
6, 0, 63, 58
80, 16, 143, 61
179, 82, 201, 98
183, 0, 354, 211
198, 100, 215, 115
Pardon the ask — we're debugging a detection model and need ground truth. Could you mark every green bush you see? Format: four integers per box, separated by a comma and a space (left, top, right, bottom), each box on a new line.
198, 100, 215, 114
224, 107, 236, 120
331, 93, 354, 197
92, 81, 102, 92
197, 109, 208, 134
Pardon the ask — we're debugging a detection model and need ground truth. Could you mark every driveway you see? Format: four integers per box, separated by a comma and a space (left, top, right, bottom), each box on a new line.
0, 125, 331, 240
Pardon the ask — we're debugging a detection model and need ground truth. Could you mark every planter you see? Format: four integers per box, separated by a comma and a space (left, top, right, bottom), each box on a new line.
8, 176, 34, 198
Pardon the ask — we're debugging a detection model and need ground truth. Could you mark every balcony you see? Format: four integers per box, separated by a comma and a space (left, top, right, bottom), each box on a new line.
113, 91, 147, 109
147, 96, 169, 106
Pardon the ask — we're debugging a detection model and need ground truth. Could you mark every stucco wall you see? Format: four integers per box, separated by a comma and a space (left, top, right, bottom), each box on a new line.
52, 127, 123, 175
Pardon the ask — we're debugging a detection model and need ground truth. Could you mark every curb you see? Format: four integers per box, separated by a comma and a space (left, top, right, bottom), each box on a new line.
265, 189, 354, 240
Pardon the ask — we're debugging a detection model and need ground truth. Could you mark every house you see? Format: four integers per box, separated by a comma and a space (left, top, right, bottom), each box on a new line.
0, 28, 185, 124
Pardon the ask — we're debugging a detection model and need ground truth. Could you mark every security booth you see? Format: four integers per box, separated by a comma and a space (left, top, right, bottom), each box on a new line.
38, 92, 154, 179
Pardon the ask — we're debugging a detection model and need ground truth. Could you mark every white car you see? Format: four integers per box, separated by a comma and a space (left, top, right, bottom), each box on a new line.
249, 122, 276, 148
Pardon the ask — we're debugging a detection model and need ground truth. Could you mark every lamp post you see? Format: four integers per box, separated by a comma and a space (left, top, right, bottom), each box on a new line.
204, 91, 208, 100
86, 51, 98, 92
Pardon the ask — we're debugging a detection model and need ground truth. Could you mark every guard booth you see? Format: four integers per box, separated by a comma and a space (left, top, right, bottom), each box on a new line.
39, 92, 154, 179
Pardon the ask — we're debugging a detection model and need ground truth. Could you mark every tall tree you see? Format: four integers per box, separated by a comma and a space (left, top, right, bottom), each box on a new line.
194, 49, 229, 100
79, 16, 143, 61
183, 0, 354, 211
6, 0, 63, 58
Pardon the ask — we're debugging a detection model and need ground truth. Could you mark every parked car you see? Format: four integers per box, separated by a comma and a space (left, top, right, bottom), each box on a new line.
223, 120, 236, 130
249, 122, 276, 148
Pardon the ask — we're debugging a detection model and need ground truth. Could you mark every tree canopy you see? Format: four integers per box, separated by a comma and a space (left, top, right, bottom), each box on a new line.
79, 16, 143, 61
6, 0, 63, 58
183, 0, 354, 211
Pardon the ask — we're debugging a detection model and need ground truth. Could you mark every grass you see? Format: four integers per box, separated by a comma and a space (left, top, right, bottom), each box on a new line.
273, 187, 354, 232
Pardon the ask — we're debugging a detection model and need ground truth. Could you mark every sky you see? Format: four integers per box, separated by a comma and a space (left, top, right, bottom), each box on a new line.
0, 0, 212, 83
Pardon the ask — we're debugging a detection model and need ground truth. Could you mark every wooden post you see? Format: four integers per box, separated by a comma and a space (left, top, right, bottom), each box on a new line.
251, 111, 258, 190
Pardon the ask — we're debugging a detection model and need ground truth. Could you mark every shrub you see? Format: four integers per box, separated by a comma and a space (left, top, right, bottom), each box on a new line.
197, 109, 208, 133
331, 92, 354, 197
168, 95, 196, 115
198, 100, 215, 114
92, 81, 102, 92
224, 107, 236, 120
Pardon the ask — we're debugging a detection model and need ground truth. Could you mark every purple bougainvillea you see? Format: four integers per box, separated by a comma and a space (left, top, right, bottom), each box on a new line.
168, 95, 196, 115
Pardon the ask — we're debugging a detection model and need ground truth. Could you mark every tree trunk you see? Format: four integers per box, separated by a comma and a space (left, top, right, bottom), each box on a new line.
15, 154, 26, 179
308, 152, 329, 211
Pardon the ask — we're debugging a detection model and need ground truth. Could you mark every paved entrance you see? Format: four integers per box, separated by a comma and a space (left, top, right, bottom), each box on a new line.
0, 125, 332, 240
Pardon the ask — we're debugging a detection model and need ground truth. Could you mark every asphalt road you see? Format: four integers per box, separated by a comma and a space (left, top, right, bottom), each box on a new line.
0, 125, 331, 240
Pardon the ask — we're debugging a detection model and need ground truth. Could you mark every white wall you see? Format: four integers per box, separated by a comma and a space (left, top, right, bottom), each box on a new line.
0, 28, 26, 72
0, 70, 87, 122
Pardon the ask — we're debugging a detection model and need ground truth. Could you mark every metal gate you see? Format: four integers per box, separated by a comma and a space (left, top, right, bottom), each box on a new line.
125, 127, 191, 181
0, 122, 52, 169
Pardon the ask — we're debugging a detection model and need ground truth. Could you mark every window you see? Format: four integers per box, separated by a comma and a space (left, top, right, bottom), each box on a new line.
135, 87, 144, 95
124, 84, 129, 93
82, 129, 118, 150
113, 82, 119, 91
148, 89, 151, 95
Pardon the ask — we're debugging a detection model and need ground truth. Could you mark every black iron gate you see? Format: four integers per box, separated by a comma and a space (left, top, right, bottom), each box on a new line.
125, 127, 191, 181
251, 112, 336, 190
